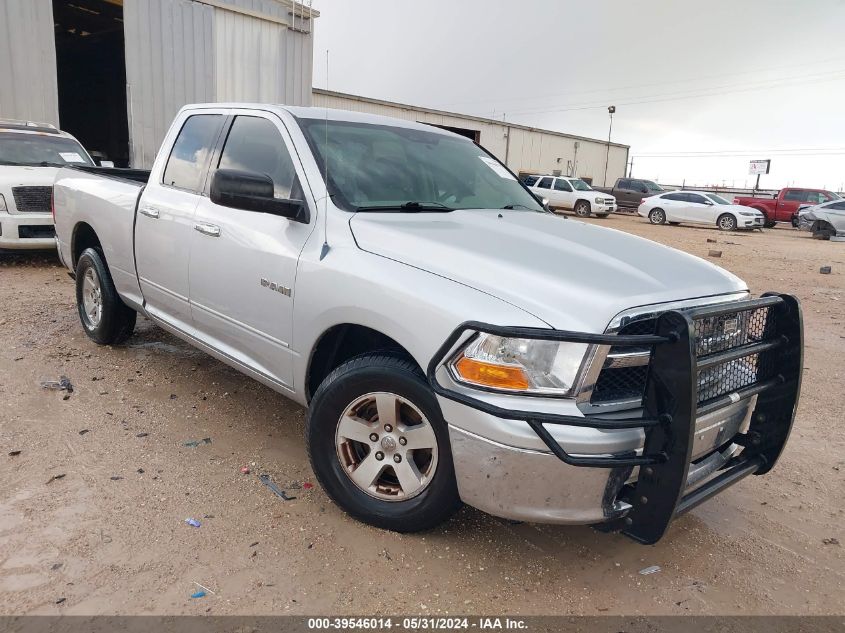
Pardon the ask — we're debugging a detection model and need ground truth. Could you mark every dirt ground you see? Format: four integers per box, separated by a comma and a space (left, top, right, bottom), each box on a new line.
0, 214, 843, 616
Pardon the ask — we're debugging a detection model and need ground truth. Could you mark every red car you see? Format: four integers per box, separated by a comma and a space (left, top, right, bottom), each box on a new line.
734, 188, 840, 227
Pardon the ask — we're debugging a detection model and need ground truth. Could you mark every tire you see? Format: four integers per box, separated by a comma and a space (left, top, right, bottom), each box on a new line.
648, 208, 666, 225
574, 200, 591, 217
811, 220, 835, 240
75, 247, 137, 345
306, 353, 461, 532
717, 213, 737, 231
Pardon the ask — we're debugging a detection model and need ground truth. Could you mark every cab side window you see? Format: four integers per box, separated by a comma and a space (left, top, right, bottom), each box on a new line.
536, 177, 553, 189
162, 114, 224, 192
217, 116, 299, 200
687, 193, 708, 204
783, 189, 804, 202
617, 179, 631, 190
553, 179, 573, 192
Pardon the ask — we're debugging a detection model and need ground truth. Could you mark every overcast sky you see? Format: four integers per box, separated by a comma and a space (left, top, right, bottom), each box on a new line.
311, 0, 845, 191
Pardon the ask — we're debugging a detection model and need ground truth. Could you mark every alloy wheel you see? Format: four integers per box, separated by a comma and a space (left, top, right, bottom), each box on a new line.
335, 392, 438, 501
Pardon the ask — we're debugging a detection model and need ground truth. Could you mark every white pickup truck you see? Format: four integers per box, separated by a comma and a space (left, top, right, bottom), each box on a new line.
53, 104, 803, 543
0, 120, 95, 250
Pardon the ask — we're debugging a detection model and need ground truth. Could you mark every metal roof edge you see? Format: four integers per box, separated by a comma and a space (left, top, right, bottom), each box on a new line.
312, 88, 630, 149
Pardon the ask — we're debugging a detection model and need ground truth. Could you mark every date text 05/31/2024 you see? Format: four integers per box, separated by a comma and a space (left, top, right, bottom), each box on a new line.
307, 618, 528, 630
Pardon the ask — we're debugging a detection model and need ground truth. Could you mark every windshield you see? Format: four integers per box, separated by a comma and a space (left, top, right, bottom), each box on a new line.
706, 193, 731, 205
296, 118, 543, 212
643, 180, 663, 192
0, 132, 93, 167
569, 179, 592, 191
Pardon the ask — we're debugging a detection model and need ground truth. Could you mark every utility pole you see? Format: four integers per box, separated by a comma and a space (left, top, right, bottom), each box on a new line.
603, 106, 615, 186
627, 155, 634, 178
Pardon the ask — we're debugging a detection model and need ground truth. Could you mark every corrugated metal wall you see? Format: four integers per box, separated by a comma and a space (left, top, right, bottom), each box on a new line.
124, 0, 314, 168
312, 90, 629, 185
123, 0, 216, 168
214, 8, 312, 105
0, 0, 59, 126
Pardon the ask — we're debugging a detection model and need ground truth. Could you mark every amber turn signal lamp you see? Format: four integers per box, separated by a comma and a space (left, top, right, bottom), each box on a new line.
454, 356, 530, 391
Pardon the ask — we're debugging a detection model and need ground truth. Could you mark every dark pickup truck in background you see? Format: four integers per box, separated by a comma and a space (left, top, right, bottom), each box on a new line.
734, 188, 840, 228
594, 178, 665, 209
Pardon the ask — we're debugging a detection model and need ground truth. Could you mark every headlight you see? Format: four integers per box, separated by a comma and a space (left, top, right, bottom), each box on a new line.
739, 211, 758, 216
0, 194, 6, 212
449, 332, 588, 396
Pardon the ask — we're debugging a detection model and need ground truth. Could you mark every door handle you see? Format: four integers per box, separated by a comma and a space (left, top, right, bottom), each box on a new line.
139, 206, 160, 219
194, 222, 221, 237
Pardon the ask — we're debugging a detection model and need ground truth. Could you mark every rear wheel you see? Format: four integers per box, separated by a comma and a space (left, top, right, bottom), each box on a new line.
717, 213, 737, 231
306, 353, 461, 532
75, 248, 136, 345
648, 208, 666, 225
574, 201, 591, 217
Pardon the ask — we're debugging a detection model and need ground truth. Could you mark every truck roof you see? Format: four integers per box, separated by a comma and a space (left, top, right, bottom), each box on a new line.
180, 103, 467, 140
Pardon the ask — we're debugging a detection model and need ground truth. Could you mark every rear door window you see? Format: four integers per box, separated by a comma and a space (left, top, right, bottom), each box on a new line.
783, 189, 805, 202
536, 177, 553, 189
686, 193, 708, 204
553, 179, 572, 192
662, 193, 686, 201
162, 114, 224, 192
217, 115, 298, 199
617, 179, 631, 190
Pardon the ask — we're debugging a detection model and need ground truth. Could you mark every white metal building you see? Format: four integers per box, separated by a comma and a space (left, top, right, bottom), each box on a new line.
1, 0, 628, 182
0, 0, 316, 167
313, 89, 629, 185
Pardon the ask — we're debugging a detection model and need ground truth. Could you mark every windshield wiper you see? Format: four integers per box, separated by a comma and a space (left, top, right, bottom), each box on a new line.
355, 201, 454, 213
501, 203, 536, 210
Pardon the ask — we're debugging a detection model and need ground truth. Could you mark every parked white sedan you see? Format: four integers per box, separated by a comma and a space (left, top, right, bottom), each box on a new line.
638, 191, 764, 230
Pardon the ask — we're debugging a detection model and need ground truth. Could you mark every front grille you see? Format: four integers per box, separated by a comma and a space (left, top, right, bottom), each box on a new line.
12, 186, 52, 213
591, 303, 777, 407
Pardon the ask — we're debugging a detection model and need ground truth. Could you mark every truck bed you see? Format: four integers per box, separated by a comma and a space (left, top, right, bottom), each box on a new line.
53, 166, 147, 310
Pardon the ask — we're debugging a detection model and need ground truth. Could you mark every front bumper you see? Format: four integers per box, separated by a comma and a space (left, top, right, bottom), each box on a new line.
741, 216, 764, 228
594, 201, 616, 214
0, 212, 55, 249
429, 295, 803, 543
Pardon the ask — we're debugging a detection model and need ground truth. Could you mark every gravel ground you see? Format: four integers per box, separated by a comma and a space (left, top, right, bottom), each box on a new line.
0, 214, 842, 615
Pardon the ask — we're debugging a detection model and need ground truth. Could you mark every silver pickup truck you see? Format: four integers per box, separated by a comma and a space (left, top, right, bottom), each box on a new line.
53, 104, 803, 543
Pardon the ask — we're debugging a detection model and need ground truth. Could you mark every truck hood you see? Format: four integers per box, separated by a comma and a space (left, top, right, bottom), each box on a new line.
349, 210, 747, 331
0, 166, 59, 213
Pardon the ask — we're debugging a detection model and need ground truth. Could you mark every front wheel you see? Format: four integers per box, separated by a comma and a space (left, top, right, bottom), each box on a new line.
812, 220, 835, 240
717, 213, 737, 231
648, 208, 666, 225
75, 248, 136, 345
574, 201, 591, 217
306, 353, 461, 532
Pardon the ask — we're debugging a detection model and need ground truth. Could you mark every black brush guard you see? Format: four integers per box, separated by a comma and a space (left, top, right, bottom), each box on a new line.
427, 293, 803, 544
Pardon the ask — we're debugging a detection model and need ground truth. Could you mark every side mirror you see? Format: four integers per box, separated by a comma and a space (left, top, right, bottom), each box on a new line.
98, 160, 115, 168
703, 200, 714, 206
210, 169, 305, 221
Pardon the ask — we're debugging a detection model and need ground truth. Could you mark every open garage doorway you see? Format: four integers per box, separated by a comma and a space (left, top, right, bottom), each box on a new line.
53, 0, 129, 166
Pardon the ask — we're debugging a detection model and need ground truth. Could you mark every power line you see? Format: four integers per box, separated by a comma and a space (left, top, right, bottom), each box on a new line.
636, 147, 845, 156
498, 69, 845, 116
432, 54, 845, 111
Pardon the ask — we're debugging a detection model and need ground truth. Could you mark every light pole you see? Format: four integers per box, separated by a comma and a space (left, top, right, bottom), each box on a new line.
603, 105, 615, 186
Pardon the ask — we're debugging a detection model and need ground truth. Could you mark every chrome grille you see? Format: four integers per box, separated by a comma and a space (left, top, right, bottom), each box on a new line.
12, 186, 52, 213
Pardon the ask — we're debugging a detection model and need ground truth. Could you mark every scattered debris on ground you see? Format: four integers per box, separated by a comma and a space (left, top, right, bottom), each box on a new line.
185, 518, 201, 528
708, 250, 722, 258
40, 376, 73, 393
45, 474, 66, 485
259, 474, 297, 500
639, 565, 661, 575
183, 438, 212, 447
820, 266, 832, 274
822, 537, 840, 545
